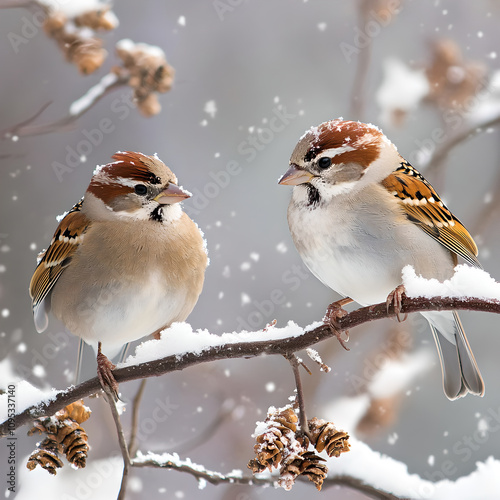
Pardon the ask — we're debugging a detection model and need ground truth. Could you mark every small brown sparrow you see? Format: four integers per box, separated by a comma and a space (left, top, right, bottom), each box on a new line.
279, 119, 484, 400
30, 152, 208, 396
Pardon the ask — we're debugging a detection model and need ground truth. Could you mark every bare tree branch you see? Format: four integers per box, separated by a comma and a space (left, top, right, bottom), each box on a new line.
131, 454, 402, 499
1, 72, 129, 140
102, 387, 131, 500
128, 379, 147, 458
286, 354, 310, 437
349, 0, 372, 120
424, 113, 500, 176
3, 295, 500, 437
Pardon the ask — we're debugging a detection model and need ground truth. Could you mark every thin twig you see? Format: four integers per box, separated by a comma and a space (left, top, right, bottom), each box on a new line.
350, 0, 371, 120
172, 398, 234, 454
1, 72, 129, 140
102, 388, 131, 500
425, 113, 500, 176
3, 295, 500, 436
286, 354, 310, 436
131, 454, 402, 499
0, 0, 46, 12
128, 379, 147, 458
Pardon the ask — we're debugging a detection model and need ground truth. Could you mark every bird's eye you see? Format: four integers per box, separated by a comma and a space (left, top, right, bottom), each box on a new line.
318, 157, 332, 169
134, 184, 148, 196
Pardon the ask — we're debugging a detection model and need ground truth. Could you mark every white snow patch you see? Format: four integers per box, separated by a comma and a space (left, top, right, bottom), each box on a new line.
120, 321, 307, 368
177, 15, 186, 26
15, 454, 122, 499
70, 72, 119, 116
204, 100, 217, 119
32, 364, 46, 378
240, 261, 251, 271
376, 58, 429, 125
388, 432, 398, 445
276, 242, 288, 253
0, 381, 63, 423
368, 349, 433, 399
328, 438, 500, 498
40, 0, 106, 18
402, 265, 500, 301
241, 293, 251, 305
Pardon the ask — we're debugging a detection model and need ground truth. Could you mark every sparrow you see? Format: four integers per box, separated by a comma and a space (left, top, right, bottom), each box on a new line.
279, 119, 484, 400
29, 152, 208, 396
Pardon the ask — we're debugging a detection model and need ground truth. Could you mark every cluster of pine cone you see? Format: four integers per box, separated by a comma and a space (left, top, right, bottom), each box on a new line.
27, 400, 91, 475
248, 406, 350, 491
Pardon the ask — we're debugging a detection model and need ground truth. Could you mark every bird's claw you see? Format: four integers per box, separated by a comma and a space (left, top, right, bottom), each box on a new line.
386, 285, 408, 323
324, 299, 351, 351
97, 342, 119, 401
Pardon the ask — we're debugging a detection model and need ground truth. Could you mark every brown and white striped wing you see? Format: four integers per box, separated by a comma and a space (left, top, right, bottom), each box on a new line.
29, 199, 90, 332
382, 162, 480, 268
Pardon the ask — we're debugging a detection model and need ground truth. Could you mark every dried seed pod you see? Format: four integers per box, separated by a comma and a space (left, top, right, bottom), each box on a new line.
74, 8, 118, 31
308, 417, 350, 458
43, 12, 67, 36
425, 38, 488, 110
137, 93, 161, 117
115, 39, 175, 116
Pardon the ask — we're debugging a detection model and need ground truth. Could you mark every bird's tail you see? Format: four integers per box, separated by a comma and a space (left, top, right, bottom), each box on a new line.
422, 311, 484, 400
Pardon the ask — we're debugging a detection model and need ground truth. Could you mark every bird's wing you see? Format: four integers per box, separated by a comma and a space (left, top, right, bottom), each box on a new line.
29, 199, 91, 331
382, 161, 480, 268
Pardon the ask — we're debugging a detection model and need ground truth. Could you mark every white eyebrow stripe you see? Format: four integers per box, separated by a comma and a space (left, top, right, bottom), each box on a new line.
317, 145, 356, 158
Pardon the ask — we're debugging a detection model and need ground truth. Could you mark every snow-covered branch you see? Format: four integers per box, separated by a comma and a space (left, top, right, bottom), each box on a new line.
2, 286, 500, 436
131, 451, 401, 499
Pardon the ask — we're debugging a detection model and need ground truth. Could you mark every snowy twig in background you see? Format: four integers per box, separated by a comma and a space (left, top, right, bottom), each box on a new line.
424, 111, 500, 176
173, 399, 235, 455
1, 72, 128, 139
1, 37, 174, 141
132, 450, 398, 499
128, 379, 147, 458
306, 347, 331, 373
132, 450, 272, 487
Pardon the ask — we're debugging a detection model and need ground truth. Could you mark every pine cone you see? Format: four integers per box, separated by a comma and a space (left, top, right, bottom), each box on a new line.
247, 406, 298, 472
279, 449, 327, 491
26, 400, 91, 475
27, 449, 63, 475
308, 417, 350, 457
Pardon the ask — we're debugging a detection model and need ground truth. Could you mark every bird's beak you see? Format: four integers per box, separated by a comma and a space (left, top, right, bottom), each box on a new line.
278, 164, 314, 186
153, 184, 191, 205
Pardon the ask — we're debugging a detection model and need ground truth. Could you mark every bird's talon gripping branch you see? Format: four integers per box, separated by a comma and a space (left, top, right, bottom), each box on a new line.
386, 285, 408, 323
324, 299, 352, 351
97, 342, 119, 401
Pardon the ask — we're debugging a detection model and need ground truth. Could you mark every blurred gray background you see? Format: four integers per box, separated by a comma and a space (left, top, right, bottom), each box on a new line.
1, 1, 500, 498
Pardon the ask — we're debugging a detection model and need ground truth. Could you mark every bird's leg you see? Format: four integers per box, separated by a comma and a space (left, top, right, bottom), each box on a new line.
324, 297, 353, 351
386, 285, 408, 323
97, 342, 119, 400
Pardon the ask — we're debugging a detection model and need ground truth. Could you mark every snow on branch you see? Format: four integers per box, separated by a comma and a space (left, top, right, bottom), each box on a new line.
2, 265, 500, 436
